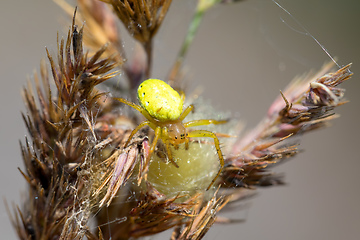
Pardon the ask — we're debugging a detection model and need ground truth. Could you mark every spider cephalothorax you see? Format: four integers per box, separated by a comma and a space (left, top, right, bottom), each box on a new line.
116, 79, 226, 190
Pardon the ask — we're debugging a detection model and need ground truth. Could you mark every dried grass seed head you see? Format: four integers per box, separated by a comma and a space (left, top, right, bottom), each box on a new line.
106, 0, 172, 44
14, 10, 121, 239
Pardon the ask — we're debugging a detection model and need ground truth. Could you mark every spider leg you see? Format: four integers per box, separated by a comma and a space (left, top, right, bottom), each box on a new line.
124, 121, 151, 147
114, 97, 143, 112
146, 126, 162, 168
138, 126, 161, 184
179, 90, 186, 102
114, 97, 156, 123
179, 104, 194, 121
187, 130, 224, 190
185, 136, 189, 150
184, 119, 227, 128
162, 127, 179, 168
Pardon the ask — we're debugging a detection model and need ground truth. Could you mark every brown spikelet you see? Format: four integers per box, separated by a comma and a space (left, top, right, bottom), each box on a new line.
106, 0, 172, 44
173, 189, 230, 240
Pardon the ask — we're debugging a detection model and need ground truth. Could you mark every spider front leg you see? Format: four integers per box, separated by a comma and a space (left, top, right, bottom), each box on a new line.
138, 126, 161, 184
179, 104, 194, 121
185, 137, 189, 150
184, 119, 228, 128
162, 127, 180, 168
147, 126, 161, 166
114, 97, 155, 122
187, 130, 224, 190
124, 121, 152, 147
114, 97, 143, 112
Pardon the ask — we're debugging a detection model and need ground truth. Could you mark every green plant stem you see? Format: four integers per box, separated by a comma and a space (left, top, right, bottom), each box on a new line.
168, 9, 205, 82
144, 40, 153, 79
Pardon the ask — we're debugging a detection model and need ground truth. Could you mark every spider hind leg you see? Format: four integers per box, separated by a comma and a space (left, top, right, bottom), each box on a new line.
187, 130, 224, 190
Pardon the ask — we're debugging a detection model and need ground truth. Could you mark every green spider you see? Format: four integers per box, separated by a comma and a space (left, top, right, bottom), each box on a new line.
115, 79, 226, 190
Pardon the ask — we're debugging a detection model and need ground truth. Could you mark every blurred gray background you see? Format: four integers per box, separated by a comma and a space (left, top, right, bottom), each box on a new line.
1, 0, 359, 239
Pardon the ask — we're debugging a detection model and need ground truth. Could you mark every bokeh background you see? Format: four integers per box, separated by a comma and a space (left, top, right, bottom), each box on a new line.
1, 0, 359, 239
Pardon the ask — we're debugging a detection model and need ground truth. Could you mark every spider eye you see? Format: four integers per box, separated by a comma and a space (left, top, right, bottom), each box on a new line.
175, 136, 178, 139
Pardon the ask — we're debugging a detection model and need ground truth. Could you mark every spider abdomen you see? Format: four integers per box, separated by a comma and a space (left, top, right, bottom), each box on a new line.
138, 79, 183, 121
